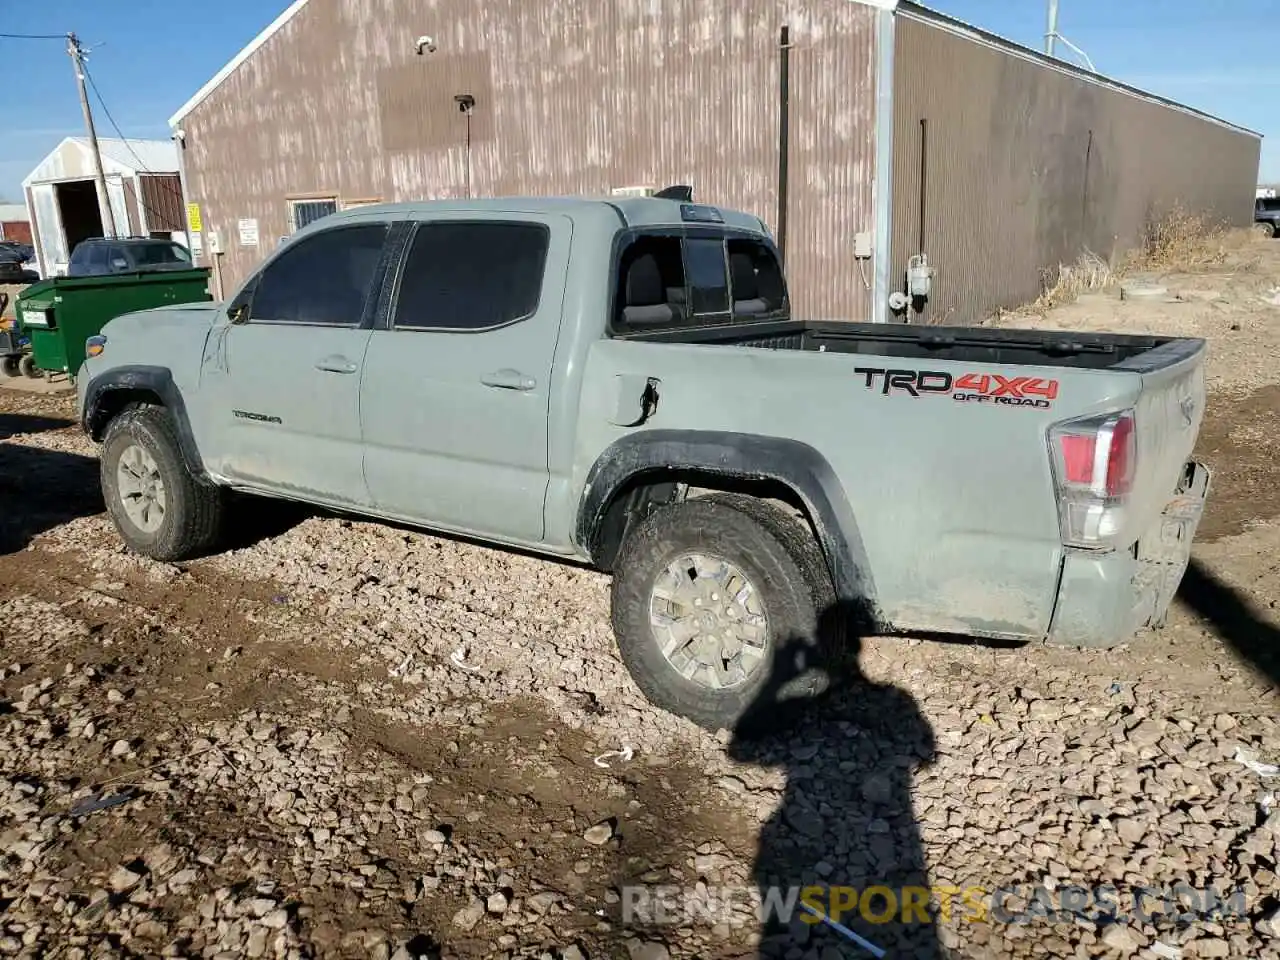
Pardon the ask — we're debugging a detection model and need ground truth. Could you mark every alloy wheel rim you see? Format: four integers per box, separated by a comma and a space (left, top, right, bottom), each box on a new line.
116, 443, 167, 534
648, 552, 769, 690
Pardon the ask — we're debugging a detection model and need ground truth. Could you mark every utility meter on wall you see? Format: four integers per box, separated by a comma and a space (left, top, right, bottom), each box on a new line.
907, 253, 934, 299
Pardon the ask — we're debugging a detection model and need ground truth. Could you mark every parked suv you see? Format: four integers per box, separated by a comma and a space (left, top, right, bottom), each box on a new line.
1255, 197, 1280, 237
66, 238, 192, 277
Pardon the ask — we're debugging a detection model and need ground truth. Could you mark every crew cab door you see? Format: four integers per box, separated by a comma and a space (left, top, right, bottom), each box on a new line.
200, 221, 391, 506
360, 215, 570, 542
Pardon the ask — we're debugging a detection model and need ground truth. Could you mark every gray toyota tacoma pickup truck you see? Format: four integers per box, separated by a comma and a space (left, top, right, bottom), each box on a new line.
76, 195, 1210, 729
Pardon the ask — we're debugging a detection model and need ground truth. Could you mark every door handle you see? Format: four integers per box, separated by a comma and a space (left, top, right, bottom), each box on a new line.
315, 355, 358, 374
481, 369, 536, 391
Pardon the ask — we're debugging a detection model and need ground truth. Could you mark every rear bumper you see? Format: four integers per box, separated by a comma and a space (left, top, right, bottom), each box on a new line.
1047, 460, 1211, 648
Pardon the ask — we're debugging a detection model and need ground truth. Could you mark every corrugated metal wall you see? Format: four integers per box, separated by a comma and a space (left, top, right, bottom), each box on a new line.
890, 13, 1262, 325
179, 0, 880, 319
139, 174, 187, 233
123, 180, 142, 236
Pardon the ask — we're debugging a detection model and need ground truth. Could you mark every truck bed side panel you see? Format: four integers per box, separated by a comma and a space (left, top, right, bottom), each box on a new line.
575, 339, 1146, 639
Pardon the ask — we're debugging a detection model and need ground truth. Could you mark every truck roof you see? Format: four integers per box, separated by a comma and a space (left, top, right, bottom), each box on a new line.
319, 195, 770, 236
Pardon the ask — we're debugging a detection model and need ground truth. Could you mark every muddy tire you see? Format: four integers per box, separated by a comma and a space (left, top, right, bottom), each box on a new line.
100, 405, 224, 561
696, 492, 845, 647
18, 354, 38, 379
0, 356, 18, 378
610, 497, 830, 731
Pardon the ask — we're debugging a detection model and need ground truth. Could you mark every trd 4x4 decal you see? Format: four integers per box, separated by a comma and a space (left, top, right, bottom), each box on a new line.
853, 368, 1059, 409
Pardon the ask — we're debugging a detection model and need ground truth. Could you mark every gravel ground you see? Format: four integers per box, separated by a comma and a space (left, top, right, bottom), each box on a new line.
2, 240, 1280, 960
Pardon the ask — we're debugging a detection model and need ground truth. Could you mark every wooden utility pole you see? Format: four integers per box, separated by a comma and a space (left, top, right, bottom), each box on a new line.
67, 32, 118, 237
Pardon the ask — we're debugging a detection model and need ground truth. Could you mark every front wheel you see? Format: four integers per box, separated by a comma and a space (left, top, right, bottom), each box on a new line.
100, 405, 225, 561
18, 355, 38, 379
0, 356, 19, 378
610, 497, 831, 731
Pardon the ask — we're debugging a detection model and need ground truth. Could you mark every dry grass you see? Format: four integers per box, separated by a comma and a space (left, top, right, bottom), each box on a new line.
1034, 249, 1115, 310
1021, 205, 1261, 316
1126, 203, 1258, 272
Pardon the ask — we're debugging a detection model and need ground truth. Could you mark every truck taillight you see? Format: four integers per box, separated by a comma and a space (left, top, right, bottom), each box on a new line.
1049, 410, 1136, 548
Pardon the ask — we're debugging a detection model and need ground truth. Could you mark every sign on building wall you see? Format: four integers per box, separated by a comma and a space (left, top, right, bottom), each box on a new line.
238, 218, 259, 247
187, 203, 203, 233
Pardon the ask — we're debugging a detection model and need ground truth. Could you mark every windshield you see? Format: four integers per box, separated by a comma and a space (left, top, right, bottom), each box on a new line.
128, 242, 192, 266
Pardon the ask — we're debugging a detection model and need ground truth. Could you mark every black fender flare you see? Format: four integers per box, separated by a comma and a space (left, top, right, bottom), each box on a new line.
576, 429, 876, 609
82, 364, 210, 483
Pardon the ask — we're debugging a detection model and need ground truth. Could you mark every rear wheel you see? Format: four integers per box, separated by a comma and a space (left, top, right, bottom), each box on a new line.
18, 355, 38, 379
1259, 221, 1277, 239
100, 405, 224, 561
697, 492, 839, 635
610, 496, 832, 731
1, 356, 19, 378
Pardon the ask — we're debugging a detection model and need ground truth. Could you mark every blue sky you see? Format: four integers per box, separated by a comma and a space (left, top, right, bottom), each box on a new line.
1, 0, 1275, 201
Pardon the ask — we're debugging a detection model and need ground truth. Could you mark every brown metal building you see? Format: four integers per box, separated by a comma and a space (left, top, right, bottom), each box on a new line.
169, 0, 1261, 323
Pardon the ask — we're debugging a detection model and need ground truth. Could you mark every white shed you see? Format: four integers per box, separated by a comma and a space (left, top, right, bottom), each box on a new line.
22, 137, 187, 276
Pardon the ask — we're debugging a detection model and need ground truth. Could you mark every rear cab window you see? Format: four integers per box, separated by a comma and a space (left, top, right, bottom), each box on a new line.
129, 241, 192, 267
612, 229, 789, 335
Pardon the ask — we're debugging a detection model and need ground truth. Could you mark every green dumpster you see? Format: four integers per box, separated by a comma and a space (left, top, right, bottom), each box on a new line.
15, 268, 213, 380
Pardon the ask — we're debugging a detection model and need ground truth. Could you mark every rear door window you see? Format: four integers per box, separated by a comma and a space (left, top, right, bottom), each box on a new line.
393, 222, 549, 331
106, 245, 131, 272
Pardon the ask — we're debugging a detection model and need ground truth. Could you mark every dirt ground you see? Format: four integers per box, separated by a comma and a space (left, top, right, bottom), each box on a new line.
1, 240, 1279, 960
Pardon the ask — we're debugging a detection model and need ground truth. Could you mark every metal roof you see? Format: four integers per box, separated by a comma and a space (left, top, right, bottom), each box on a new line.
87, 137, 180, 173
169, 0, 312, 127
897, 1, 1261, 139
22, 137, 179, 187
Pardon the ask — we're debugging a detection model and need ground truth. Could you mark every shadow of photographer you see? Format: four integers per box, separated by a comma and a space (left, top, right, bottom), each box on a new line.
723, 600, 941, 959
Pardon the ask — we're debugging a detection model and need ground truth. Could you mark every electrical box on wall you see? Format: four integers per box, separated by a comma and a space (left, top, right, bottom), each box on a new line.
854, 231, 873, 259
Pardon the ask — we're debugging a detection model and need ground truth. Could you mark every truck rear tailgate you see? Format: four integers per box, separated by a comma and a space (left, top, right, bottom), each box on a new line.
1116, 337, 1208, 540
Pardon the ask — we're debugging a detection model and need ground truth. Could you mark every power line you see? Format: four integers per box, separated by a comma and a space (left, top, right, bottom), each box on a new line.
81, 61, 187, 231
0, 32, 66, 40
68, 33, 117, 237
